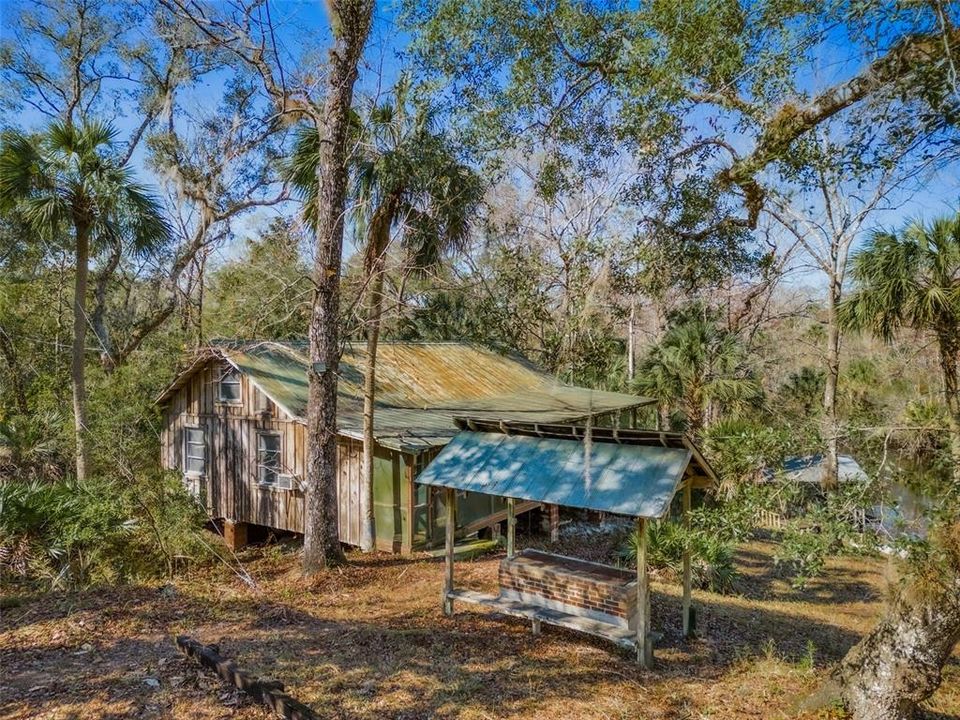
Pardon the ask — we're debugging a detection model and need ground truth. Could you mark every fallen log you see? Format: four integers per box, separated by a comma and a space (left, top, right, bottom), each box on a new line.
175, 635, 318, 720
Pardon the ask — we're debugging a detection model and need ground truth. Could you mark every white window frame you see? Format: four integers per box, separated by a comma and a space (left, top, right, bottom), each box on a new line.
183, 426, 206, 476
257, 432, 282, 487
217, 367, 242, 404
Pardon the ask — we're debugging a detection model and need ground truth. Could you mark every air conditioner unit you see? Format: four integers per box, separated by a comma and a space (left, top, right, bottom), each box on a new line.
277, 474, 306, 491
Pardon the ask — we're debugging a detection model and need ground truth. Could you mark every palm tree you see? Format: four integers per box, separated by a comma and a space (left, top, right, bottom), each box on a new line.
634, 309, 763, 434
839, 214, 960, 482
0, 121, 170, 481
289, 78, 483, 550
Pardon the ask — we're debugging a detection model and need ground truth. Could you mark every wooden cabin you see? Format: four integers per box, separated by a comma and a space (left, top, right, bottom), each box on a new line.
156, 341, 653, 552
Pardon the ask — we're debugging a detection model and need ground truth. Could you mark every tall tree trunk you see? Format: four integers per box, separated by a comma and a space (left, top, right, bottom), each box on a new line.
831, 546, 960, 719
359, 202, 394, 552
821, 278, 841, 490
71, 219, 91, 481
937, 333, 960, 484
302, 0, 373, 575
0, 323, 29, 416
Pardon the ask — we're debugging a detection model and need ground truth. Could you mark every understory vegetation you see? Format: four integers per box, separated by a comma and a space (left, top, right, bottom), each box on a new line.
0, 474, 209, 588
1, 0, 958, 718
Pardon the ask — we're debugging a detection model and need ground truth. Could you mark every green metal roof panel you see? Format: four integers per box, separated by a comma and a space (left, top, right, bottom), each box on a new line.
160, 341, 653, 453
416, 431, 691, 518
227, 343, 310, 419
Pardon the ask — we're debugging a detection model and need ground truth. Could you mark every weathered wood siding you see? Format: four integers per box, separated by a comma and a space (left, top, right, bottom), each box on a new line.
160, 361, 307, 533
159, 359, 408, 548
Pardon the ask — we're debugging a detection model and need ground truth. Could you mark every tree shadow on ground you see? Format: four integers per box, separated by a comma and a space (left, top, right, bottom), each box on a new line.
2, 578, 870, 720
731, 545, 883, 605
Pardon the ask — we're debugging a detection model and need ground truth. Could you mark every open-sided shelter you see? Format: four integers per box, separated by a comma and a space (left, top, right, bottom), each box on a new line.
156, 341, 653, 552
415, 419, 718, 667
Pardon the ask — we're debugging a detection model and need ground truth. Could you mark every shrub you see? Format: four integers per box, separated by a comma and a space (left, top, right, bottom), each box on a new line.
619, 518, 737, 594
0, 472, 211, 589
774, 480, 883, 589
0, 412, 69, 482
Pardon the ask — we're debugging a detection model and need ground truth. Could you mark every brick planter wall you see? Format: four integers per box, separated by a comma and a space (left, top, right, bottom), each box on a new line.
499, 549, 638, 629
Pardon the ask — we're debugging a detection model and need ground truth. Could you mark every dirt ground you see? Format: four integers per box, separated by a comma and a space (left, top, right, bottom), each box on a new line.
1, 537, 958, 720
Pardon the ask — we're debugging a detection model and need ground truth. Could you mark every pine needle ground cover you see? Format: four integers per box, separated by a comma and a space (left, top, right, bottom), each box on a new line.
2, 540, 957, 719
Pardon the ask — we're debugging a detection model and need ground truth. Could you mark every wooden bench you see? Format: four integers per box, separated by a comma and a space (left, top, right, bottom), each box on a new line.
446, 588, 662, 652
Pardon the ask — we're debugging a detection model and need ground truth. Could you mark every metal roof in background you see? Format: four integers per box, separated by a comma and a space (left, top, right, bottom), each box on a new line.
766, 454, 869, 484
157, 341, 654, 453
415, 430, 693, 518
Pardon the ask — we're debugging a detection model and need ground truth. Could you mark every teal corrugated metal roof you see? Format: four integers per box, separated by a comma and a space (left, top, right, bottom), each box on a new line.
415, 431, 691, 517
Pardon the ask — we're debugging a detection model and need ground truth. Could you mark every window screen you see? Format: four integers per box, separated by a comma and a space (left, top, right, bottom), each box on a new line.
258, 433, 281, 485
218, 368, 241, 403
184, 427, 206, 475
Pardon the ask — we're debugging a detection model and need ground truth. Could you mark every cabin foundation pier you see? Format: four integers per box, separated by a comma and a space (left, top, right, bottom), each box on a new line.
224, 520, 248, 551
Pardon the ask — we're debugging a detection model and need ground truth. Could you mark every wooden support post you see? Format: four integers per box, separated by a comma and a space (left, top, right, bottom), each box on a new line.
224, 520, 247, 552
531, 616, 541, 636
682, 481, 693, 638
635, 517, 652, 668
506, 497, 516, 559
401, 464, 415, 555
443, 487, 455, 616
549, 504, 560, 543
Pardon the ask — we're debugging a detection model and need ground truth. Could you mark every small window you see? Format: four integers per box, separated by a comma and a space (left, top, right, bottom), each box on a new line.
257, 433, 281, 486
184, 427, 206, 475
218, 368, 242, 403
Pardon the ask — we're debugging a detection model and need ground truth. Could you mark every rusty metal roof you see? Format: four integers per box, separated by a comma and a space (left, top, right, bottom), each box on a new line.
158, 341, 654, 453
415, 428, 694, 518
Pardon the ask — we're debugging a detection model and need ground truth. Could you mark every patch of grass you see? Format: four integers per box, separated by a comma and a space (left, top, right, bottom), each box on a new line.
0, 594, 24, 609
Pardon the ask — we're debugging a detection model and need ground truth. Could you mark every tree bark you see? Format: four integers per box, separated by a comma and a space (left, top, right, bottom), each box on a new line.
71, 218, 91, 481
832, 558, 960, 720
720, 25, 960, 225
821, 277, 841, 491
359, 198, 396, 552
936, 332, 960, 484
0, 323, 29, 416
302, 0, 373, 575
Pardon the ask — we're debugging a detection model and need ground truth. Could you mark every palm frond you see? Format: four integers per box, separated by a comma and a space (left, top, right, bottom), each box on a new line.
840, 214, 960, 342
0, 131, 44, 211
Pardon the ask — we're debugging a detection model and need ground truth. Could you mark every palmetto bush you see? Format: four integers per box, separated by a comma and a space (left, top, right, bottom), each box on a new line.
0, 473, 210, 589
0, 413, 68, 482
619, 518, 737, 594
0, 477, 134, 587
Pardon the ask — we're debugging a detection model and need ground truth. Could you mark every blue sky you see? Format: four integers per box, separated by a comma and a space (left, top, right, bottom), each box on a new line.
1, 0, 957, 285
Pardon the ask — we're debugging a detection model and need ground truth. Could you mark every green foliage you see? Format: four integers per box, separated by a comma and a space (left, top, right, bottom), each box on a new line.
839, 214, 960, 479
700, 418, 795, 490
401, 0, 958, 247
0, 412, 68, 481
399, 287, 504, 346
633, 307, 763, 431
774, 481, 884, 589
777, 366, 825, 417
619, 518, 737, 594
206, 218, 311, 340
839, 216, 960, 344
0, 120, 170, 252
900, 399, 951, 457
635, 177, 762, 295
0, 473, 210, 590
288, 76, 483, 270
